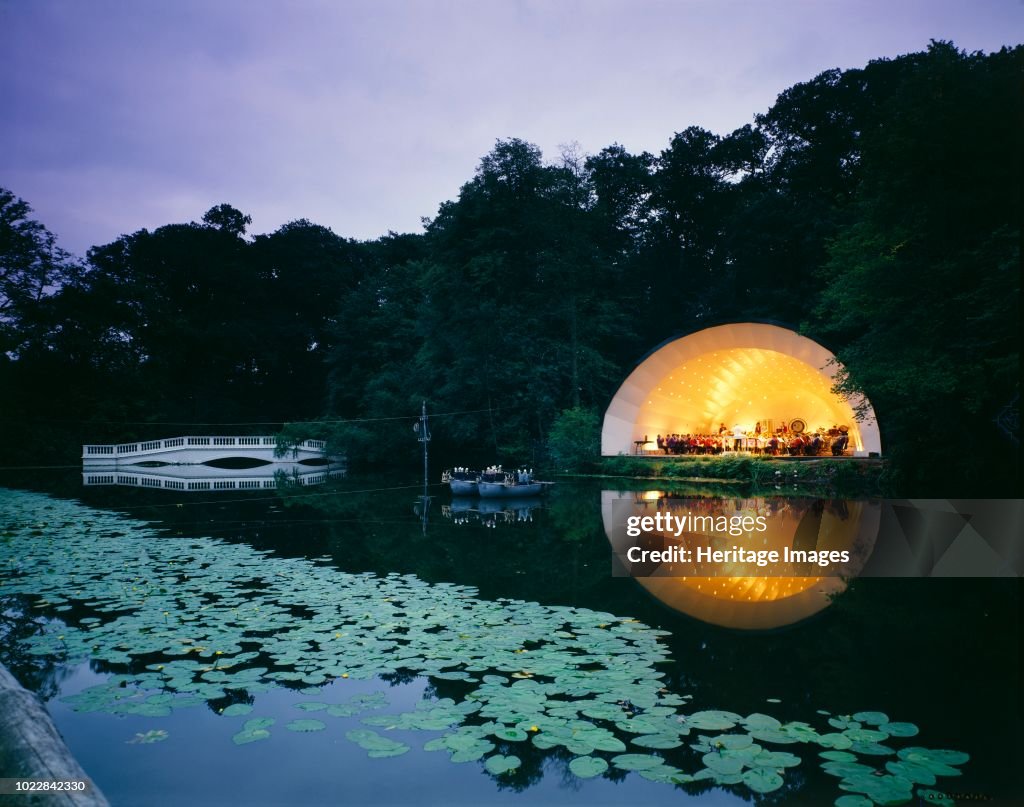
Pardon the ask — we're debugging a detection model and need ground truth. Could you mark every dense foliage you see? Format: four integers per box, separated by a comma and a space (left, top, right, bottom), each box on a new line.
0, 42, 1018, 494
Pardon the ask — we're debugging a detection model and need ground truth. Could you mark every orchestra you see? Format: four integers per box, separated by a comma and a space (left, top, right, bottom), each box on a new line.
651, 421, 852, 457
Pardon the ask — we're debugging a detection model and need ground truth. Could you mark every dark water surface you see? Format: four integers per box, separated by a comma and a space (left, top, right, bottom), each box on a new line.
1, 472, 1019, 806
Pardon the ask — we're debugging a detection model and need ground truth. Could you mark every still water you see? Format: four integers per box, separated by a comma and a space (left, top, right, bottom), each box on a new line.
0, 472, 1018, 806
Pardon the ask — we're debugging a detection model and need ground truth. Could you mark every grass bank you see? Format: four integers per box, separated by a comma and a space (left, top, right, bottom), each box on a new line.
563, 455, 888, 496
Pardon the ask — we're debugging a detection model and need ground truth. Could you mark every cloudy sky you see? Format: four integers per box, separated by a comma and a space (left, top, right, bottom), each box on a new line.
2, 0, 1021, 256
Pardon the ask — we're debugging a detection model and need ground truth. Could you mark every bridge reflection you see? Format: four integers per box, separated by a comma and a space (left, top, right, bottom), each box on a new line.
82, 462, 346, 492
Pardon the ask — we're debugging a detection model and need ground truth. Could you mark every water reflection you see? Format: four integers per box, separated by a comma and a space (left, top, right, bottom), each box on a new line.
601, 491, 881, 630
81, 462, 346, 492
441, 497, 542, 527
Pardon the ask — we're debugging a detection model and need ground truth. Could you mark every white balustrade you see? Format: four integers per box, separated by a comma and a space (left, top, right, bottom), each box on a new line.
82, 436, 340, 464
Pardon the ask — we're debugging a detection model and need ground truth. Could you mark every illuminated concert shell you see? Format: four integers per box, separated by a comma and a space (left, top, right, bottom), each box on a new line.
601, 322, 882, 456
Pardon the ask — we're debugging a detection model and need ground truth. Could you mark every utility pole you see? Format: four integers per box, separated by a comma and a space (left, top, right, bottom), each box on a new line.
418, 400, 430, 490
414, 400, 431, 535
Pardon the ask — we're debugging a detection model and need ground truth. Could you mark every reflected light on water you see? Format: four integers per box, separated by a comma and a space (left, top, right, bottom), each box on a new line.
601, 491, 881, 630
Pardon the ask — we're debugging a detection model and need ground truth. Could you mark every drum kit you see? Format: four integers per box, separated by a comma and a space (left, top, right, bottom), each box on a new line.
759, 419, 851, 455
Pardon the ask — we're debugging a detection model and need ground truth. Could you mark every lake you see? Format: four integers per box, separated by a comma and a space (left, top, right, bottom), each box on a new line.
0, 472, 1018, 806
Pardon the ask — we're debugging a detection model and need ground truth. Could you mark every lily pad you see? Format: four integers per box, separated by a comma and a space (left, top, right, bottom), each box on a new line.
879, 722, 919, 738
885, 760, 937, 786
612, 753, 662, 771
232, 728, 271, 745
742, 767, 783, 794
287, 719, 326, 732
852, 711, 889, 726
744, 713, 781, 731
569, 756, 608, 779
821, 751, 859, 763
686, 710, 739, 731
345, 729, 410, 758
493, 726, 528, 742
835, 796, 873, 807
702, 752, 745, 776
485, 754, 521, 775
631, 734, 681, 749
221, 704, 252, 717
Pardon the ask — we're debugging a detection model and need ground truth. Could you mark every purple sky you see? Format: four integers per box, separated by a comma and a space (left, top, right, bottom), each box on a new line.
2, 0, 1021, 257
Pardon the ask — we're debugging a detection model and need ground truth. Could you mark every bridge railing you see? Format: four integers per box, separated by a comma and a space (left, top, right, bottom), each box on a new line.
82, 436, 329, 460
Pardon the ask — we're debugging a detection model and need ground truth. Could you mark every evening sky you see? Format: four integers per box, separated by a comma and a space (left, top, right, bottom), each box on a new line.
1, 0, 1020, 255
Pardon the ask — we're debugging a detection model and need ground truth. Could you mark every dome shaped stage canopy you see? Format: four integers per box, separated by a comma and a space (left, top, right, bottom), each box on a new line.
602, 323, 881, 456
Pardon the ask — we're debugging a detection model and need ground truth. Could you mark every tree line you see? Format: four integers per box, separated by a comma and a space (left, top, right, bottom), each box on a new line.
1, 41, 1019, 495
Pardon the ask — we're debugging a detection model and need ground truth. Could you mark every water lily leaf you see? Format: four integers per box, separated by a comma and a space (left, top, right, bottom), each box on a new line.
295, 702, 328, 712
243, 718, 274, 731
611, 753, 663, 771
450, 744, 492, 763
221, 704, 252, 717
751, 728, 799, 745
898, 748, 968, 767
715, 734, 753, 751
879, 722, 918, 738
485, 754, 521, 775
817, 732, 854, 750
744, 713, 781, 731
631, 734, 681, 749
636, 764, 685, 783
835, 796, 873, 807
693, 768, 744, 785
896, 748, 966, 776
369, 745, 410, 758
569, 756, 608, 779
821, 751, 859, 763
493, 726, 528, 742
885, 760, 936, 786
829, 716, 862, 730
287, 719, 326, 732
565, 739, 596, 756
850, 741, 896, 756
531, 733, 561, 751
232, 728, 270, 745
741, 767, 783, 793
346, 728, 409, 757
844, 728, 888, 743
753, 750, 801, 768
822, 761, 877, 779
781, 722, 819, 742
852, 711, 889, 726
686, 710, 738, 731
838, 773, 913, 805
702, 752, 745, 776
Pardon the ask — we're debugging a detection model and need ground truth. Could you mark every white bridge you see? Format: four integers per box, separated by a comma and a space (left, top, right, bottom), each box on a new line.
82, 435, 332, 466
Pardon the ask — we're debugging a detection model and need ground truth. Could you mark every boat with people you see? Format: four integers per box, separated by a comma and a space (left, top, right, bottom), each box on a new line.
442, 466, 554, 498
441, 467, 481, 496
477, 468, 554, 498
